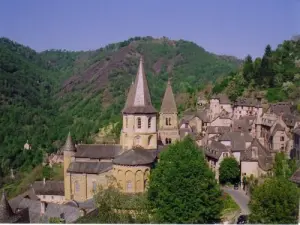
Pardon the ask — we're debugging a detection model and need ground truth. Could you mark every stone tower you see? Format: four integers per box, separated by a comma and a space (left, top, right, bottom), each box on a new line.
120, 57, 157, 150
63, 132, 76, 200
158, 79, 180, 145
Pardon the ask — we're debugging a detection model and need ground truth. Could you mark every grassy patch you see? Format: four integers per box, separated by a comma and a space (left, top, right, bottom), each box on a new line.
2, 164, 63, 198
221, 192, 240, 219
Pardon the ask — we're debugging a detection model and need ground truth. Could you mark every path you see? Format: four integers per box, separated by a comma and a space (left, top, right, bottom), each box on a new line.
222, 187, 250, 215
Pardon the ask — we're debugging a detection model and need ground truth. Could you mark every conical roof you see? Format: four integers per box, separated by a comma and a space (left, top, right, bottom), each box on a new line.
0, 192, 15, 222
62, 132, 76, 152
160, 79, 177, 113
122, 57, 157, 114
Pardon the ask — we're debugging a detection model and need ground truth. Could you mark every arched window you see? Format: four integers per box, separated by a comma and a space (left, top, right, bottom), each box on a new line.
165, 138, 172, 144
92, 181, 97, 192
144, 180, 148, 190
168, 118, 171, 125
148, 117, 151, 128
165, 118, 168, 125
75, 181, 80, 193
126, 181, 132, 192
137, 117, 141, 129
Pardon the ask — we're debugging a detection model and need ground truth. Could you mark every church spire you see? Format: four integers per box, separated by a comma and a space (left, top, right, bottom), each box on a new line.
122, 56, 156, 114
160, 78, 177, 113
62, 132, 76, 152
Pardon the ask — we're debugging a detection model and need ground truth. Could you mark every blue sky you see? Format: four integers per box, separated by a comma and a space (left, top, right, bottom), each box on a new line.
0, 0, 299, 58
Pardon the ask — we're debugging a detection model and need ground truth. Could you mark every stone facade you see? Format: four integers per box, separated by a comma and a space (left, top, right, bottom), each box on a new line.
62, 57, 180, 202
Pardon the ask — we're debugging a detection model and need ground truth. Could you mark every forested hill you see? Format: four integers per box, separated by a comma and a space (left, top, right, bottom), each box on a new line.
0, 36, 241, 178
212, 38, 300, 105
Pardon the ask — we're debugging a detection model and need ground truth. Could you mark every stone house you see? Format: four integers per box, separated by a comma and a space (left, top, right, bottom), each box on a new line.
204, 139, 231, 180
240, 138, 273, 179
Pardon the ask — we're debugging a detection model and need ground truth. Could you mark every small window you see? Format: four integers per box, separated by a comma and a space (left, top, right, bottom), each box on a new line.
280, 136, 284, 141
75, 181, 80, 193
92, 181, 97, 192
51, 196, 54, 200
137, 117, 141, 129
165, 138, 172, 144
165, 118, 168, 125
43, 195, 45, 199
126, 181, 132, 192
148, 117, 151, 128
125, 117, 128, 128
168, 118, 171, 126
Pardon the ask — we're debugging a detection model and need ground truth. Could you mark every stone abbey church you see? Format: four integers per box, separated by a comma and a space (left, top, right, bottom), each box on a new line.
63, 57, 179, 202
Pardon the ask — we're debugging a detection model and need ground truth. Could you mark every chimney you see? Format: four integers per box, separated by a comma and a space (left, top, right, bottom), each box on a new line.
43, 178, 46, 185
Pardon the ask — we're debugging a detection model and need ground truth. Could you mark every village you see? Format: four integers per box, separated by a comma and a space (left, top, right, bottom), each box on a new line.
1, 57, 300, 223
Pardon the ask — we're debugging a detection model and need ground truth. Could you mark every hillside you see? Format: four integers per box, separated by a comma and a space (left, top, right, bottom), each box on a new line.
0, 36, 241, 180
212, 37, 300, 106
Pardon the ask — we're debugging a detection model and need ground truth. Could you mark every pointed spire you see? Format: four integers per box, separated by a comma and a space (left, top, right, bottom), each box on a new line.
160, 78, 177, 113
62, 132, 76, 152
0, 191, 14, 222
122, 56, 156, 114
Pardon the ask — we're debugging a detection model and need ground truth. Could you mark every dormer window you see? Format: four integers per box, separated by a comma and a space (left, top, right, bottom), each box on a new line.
148, 117, 151, 128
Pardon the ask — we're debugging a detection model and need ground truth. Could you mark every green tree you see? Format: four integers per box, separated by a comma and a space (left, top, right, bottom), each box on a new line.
219, 157, 240, 185
243, 55, 254, 82
249, 177, 299, 224
147, 137, 222, 223
273, 152, 297, 179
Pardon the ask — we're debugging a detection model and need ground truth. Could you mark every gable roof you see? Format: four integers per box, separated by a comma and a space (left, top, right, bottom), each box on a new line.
32, 181, 64, 196
160, 79, 177, 113
204, 140, 229, 159
75, 144, 121, 159
241, 138, 273, 171
122, 57, 157, 114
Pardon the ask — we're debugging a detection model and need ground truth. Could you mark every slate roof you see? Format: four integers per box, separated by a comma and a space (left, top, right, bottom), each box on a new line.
207, 126, 230, 134
32, 180, 64, 195
241, 138, 273, 171
204, 140, 229, 160
218, 131, 253, 152
46, 202, 81, 223
282, 113, 299, 127
234, 97, 261, 107
67, 162, 113, 174
290, 167, 300, 184
9, 194, 81, 223
75, 144, 121, 159
0, 192, 18, 223
232, 116, 255, 132
211, 94, 231, 104
160, 79, 177, 113
122, 57, 157, 114
268, 102, 292, 115
113, 148, 157, 166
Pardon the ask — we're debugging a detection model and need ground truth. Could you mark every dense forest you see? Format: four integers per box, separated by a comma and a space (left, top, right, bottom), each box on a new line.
0, 36, 241, 181
212, 38, 300, 105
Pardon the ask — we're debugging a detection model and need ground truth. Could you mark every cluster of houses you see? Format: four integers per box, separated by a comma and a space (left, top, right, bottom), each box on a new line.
182, 94, 300, 181
2, 57, 300, 223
